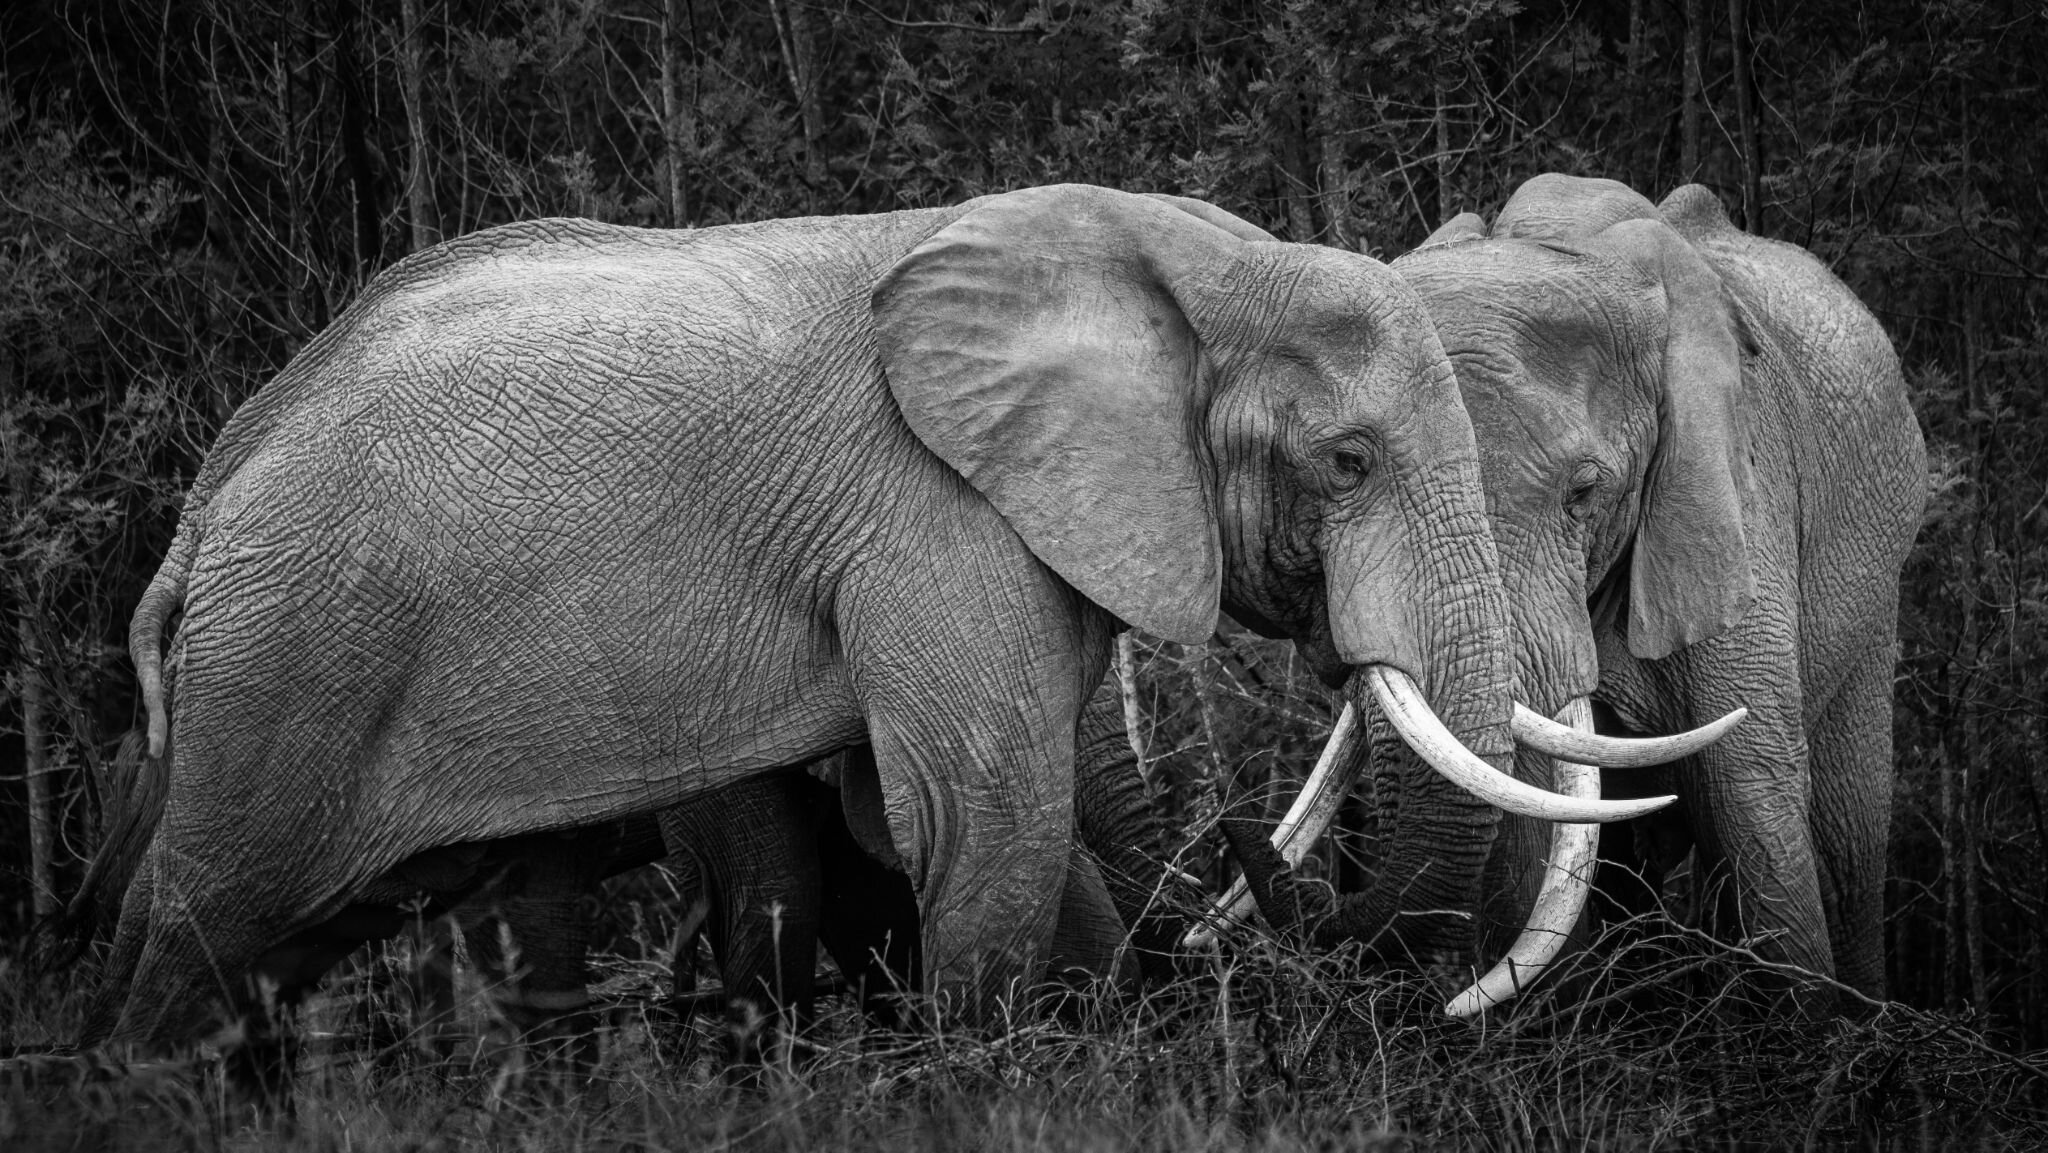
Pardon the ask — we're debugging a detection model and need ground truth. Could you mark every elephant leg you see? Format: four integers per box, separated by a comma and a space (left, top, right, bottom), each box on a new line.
235, 902, 421, 1102
660, 771, 825, 1063
859, 699, 1080, 1021
456, 831, 611, 1081
99, 833, 376, 1105
348, 913, 460, 1069
79, 863, 156, 1049
1804, 650, 1895, 1000
842, 573, 1110, 1023
1682, 709, 1836, 997
1046, 846, 1138, 989
810, 754, 922, 1028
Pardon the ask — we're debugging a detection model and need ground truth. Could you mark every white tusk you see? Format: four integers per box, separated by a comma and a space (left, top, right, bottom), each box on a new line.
1370, 668, 1675, 823
1183, 703, 1363, 949
1512, 702, 1747, 768
1446, 696, 1601, 1019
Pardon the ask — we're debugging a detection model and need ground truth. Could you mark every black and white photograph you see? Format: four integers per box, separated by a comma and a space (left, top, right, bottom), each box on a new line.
1, 1, 2042, 1147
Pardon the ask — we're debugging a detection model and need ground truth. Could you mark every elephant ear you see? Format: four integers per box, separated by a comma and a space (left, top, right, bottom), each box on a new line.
873, 185, 1237, 645
1417, 211, 1488, 249
1585, 217, 1757, 660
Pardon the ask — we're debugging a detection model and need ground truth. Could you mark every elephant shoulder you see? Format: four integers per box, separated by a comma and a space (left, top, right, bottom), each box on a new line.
1659, 189, 1904, 414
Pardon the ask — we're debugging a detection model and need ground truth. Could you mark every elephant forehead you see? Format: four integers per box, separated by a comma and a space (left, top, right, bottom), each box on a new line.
1400, 247, 1664, 394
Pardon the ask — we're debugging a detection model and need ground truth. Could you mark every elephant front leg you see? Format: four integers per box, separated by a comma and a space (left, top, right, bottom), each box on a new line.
862, 711, 1076, 1025
1801, 649, 1897, 1001
1675, 699, 1838, 1002
837, 531, 1115, 1026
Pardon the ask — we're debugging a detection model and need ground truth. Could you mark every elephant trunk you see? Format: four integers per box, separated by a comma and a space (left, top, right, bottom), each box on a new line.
1298, 488, 1521, 962
1071, 692, 1200, 983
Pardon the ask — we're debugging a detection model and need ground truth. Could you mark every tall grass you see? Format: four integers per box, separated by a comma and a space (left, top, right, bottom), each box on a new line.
5, 892, 2045, 1151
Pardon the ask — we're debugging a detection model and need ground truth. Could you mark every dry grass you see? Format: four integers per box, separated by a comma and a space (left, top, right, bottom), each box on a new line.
5, 907, 2046, 1152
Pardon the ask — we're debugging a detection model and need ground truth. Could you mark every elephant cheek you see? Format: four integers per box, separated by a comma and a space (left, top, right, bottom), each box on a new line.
1514, 597, 1603, 708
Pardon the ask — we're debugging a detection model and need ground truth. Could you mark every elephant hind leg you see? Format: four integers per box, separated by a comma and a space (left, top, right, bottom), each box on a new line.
662, 772, 827, 1063
810, 757, 922, 1028
1804, 650, 1896, 1001
453, 830, 622, 1082
91, 835, 372, 1105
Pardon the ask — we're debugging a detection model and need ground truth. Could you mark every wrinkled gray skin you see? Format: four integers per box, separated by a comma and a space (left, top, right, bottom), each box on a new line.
1386, 175, 1926, 997
76, 183, 1516, 1059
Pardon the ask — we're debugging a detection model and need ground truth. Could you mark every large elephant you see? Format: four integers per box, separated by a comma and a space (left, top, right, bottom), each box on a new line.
1367, 175, 1926, 1011
67, 183, 1668, 1066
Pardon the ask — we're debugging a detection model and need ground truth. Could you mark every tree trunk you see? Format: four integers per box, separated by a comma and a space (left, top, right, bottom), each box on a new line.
1627, 0, 1645, 77
1281, 98, 1319, 243
766, 0, 824, 205
1728, 0, 1762, 230
661, 0, 692, 227
334, 0, 382, 279
1959, 255, 1989, 1010
400, 0, 435, 250
1321, 110, 1355, 251
1434, 77, 1453, 227
18, 614, 57, 920
1681, 0, 1705, 183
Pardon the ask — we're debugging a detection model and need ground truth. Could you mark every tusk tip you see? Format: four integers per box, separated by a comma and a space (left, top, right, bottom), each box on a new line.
1444, 987, 1501, 1019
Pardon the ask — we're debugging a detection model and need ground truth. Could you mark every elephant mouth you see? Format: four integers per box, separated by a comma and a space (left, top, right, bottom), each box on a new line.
1185, 675, 1747, 1017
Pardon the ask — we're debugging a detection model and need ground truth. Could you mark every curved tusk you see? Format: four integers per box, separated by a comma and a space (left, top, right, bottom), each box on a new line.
1183, 703, 1364, 949
1511, 702, 1746, 768
1446, 696, 1600, 1018
1370, 668, 1675, 823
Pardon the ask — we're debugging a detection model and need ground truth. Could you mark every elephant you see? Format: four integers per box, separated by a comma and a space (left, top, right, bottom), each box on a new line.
62, 182, 1678, 1078
1359, 175, 1925, 1012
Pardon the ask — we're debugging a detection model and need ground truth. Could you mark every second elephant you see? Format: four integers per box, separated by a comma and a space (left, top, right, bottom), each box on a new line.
1392, 175, 1927, 1009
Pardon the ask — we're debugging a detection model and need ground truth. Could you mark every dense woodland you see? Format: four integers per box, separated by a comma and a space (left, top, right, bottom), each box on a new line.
2, 0, 2044, 1067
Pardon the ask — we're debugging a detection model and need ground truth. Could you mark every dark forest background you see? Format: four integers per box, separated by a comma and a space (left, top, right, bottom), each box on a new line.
1, 0, 2043, 1048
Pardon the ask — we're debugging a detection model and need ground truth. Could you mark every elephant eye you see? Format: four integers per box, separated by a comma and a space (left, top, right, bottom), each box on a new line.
1565, 460, 1606, 520
1327, 442, 1376, 489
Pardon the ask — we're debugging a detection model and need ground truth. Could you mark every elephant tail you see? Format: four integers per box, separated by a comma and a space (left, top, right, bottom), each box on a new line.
35, 726, 170, 973
130, 526, 194, 759
34, 542, 191, 973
